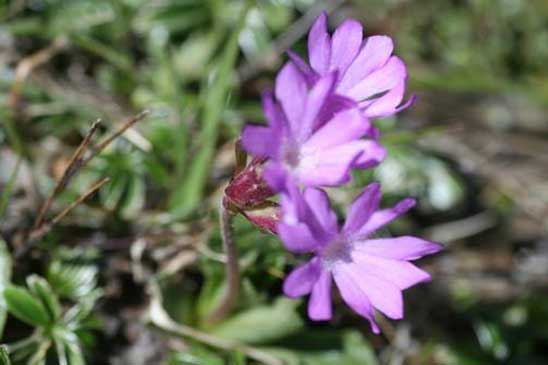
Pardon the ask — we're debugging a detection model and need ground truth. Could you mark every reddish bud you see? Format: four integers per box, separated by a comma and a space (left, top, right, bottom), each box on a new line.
242, 203, 280, 234
224, 157, 274, 210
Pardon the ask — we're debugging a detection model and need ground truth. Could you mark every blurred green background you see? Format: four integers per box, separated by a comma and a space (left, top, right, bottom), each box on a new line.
1, 0, 548, 364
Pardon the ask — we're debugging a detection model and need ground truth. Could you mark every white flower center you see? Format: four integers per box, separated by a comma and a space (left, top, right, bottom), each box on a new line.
320, 236, 353, 270
282, 143, 301, 168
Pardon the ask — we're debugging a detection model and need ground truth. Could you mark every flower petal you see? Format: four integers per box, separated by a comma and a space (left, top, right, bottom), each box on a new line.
262, 162, 289, 193
298, 72, 337, 141
287, 50, 317, 85
363, 79, 405, 119
308, 269, 333, 320
346, 56, 407, 102
240, 124, 280, 158
351, 251, 433, 290
274, 175, 331, 247
297, 144, 361, 187
275, 62, 308, 135
345, 261, 404, 319
343, 182, 381, 235
283, 257, 322, 297
304, 188, 339, 235
298, 140, 385, 186
308, 12, 331, 74
330, 19, 363, 75
303, 108, 370, 150
338, 35, 394, 93
314, 94, 357, 131
356, 198, 416, 237
262, 91, 285, 130
356, 236, 443, 261
347, 140, 386, 168
278, 221, 320, 253
333, 265, 380, 333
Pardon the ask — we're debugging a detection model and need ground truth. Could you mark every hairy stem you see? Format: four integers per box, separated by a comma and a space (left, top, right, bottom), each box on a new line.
206, 199, 240, 324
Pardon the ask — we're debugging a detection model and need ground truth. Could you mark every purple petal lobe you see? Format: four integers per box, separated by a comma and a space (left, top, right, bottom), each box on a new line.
298, 72, 337, 141
343, 140, 386, 168
240, 125, 279, 158
297, 140, 385, 186
308, 12, 331, 74
351, 251, 433, 290
318, 94, 357, 127
261, 91, 286, 131
338, 35, 394, 93
308, 269, 333, 320
304, 108, 370, 150
345, 261, 404, 319
355, 236, 443, 261
343, 182, 381, 234
287, 50, 317, 85
275, 62, 308, 135
304, 188, 339, 235
357, 198, 416, 237
283, 258, 321, 297
262, 162, 290, 193
330, 19, 363, 75
363, 79, 405, 119
278, 221, 319, 253
347, 56, 406, 101
333, 265, 380, 333
297, 143, 362, 187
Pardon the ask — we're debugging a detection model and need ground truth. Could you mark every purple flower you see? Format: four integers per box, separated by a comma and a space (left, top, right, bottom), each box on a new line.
278, 181, 442, 333
289, 12, 415, 120
240, 62, 385, 188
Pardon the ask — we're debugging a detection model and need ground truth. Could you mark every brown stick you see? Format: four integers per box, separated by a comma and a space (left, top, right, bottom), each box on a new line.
81, 110, 149, 166
26, 177, 110, 246
33, 119, 102, 229
33, 110, 148, 229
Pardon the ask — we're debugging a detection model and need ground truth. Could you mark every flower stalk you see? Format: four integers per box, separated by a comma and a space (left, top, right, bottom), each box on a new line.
206, 199, 240, 324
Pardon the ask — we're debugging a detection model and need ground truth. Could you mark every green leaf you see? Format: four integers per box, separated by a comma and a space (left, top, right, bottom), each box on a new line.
71, 33, 132, 72
0, 158, 21, 220
167, 346, 224, 365
342, 331, 378, 365
265, 330, 378, 365
26, 275, 62, 323
168, 4, 250, 219
3, 286, 51, 327
47, 260, 99, 300
66, 340, 85, 365
212, 297, 304, 345
0, 345, 11, 365
54, 329, 85, 365
0, 239, 12, 337
120, 175, 145, 218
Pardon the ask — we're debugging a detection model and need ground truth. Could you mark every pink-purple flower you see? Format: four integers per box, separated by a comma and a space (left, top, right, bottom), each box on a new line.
278, 181, 442, 333
227, 10, 441, 334
289, 12, 415, 120
240, 62, 385, 188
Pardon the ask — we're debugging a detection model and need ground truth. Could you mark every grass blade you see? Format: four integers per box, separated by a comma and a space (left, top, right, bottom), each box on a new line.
169, 4, 250, 219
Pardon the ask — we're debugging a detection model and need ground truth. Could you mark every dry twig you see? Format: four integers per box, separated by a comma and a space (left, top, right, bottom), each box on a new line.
33, 119, 102, 229
81, 110, 150, 165
27, 177, 110, 244
19, 111, 149, 257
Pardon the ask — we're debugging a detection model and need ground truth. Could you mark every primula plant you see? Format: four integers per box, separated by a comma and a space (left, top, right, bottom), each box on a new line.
8, 1, 547, 364
218, 12, 442, 332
